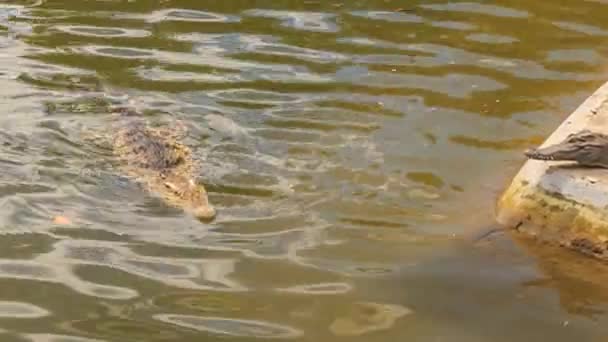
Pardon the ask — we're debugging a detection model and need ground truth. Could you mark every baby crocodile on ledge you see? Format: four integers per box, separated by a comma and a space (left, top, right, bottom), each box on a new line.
109, 107, 216, 221
524, 129, 608, 168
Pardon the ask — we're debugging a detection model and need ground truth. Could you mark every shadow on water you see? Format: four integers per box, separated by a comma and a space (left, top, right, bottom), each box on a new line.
0, 0, 605, 341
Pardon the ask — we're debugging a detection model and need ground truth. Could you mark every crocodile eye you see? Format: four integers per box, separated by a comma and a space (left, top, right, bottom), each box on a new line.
164, 182, 180, 194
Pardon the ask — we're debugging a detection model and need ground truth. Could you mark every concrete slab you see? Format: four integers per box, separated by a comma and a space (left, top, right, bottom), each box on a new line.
496, 80, 608, 259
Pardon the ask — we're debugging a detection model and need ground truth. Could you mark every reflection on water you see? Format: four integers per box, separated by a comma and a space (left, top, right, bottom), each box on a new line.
329, 301, 412, 336
0, 0, 605, 341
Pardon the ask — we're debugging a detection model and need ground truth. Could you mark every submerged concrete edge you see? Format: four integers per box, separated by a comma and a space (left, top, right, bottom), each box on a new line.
497, 80, 608, 259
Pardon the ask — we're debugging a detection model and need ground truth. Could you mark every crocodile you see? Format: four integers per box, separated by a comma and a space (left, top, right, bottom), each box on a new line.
524, 129, 608, 168
108, 107, 216, 221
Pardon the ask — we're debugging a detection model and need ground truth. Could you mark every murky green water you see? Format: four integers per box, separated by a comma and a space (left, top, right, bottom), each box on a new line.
0, 0, 606, 341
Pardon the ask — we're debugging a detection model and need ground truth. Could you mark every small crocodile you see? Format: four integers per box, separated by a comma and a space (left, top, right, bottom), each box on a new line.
109, 108, 216, 220
524, 129, 608, 168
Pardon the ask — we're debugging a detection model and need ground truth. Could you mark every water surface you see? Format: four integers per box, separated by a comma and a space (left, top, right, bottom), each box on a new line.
0, 0, 606, 341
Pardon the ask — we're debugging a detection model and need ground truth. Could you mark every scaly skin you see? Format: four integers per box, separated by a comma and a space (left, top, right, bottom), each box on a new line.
524, 130, 608, 168
111, 112, 216, 221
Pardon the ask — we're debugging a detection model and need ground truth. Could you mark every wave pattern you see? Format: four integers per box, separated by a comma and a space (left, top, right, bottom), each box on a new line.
0, 0, 606, 341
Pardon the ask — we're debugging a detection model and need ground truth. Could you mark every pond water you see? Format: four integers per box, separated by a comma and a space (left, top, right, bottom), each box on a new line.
0, 0, 607, 341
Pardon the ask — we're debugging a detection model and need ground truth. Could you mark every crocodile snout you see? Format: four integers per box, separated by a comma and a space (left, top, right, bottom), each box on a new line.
194, 205, 216, 221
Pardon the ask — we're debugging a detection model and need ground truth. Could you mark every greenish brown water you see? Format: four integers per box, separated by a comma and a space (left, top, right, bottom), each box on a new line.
0, 0, 606, 341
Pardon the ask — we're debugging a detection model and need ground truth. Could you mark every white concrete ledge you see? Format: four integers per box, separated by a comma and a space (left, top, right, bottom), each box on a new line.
496, 80, 608, 259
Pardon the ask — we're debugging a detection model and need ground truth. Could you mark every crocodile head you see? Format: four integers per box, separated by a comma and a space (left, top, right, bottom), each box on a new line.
524, 130, 608, 168
153, 173, 216, 221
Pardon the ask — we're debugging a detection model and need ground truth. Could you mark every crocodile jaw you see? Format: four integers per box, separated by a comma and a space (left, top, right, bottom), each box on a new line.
524, 146, 578, 162
524, 149, 555, 161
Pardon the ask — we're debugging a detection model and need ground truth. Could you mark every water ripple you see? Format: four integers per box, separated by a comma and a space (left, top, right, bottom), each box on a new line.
54, 25, 151, 38
155, 314, 304, 338
553, 21, 608, 36
419, 2, 530, 18
342, 37, 597, 81
547, 49, 602, 64
349, 10, 425, 23
466, 33, 519, 44
277, 282, 353, 295
22, 334, 106, 342
176, 33, 348, 64
430, 20, 477, 31
339, 69, 507, 98
117, 8, 240, 23
0, 301, 49, 318
243, 9, 339, 33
